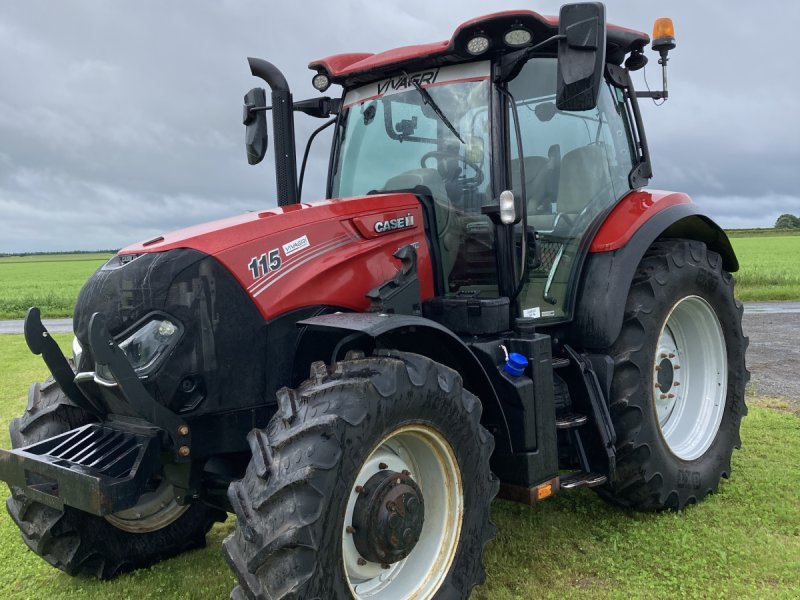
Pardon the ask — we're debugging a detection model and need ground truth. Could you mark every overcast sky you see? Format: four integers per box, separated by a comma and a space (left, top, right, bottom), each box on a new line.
1, 0, 798, 252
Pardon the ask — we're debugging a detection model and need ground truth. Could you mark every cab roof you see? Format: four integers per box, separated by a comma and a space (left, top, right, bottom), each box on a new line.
309, 10, 648, 87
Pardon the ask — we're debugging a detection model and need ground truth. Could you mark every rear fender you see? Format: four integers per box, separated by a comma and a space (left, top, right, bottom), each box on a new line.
294, 313, 513, 454
565, 197, 737, 350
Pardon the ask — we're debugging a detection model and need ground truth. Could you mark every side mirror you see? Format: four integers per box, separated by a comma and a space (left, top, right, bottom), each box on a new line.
243, 87, 268, 165
556, 2, 607, 112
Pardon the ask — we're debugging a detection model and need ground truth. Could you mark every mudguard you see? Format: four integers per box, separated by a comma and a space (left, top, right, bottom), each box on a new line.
564, 192, 737, 350
295, 312, 514, 454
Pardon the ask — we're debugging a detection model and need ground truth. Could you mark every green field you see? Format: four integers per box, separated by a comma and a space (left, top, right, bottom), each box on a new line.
0, 335, 797, 598
728, 233, 800, 301
0, 254, 111, 319
0, 231, 797, 321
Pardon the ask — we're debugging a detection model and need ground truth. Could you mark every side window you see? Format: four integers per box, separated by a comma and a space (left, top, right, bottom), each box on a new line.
508, 58, 635, 221
508, 58, 637, 323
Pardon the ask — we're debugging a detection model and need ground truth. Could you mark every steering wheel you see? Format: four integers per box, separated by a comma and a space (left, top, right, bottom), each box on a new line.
420, 150, 484, 189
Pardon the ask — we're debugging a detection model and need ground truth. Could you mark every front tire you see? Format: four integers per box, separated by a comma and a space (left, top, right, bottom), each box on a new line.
599, 240, 748, 511
223, 350, 498, 599
6, 379, 225, 579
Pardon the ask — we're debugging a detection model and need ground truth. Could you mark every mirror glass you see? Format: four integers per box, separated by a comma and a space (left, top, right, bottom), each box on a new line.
556, 2, 607, 112
244, 87, 268, 165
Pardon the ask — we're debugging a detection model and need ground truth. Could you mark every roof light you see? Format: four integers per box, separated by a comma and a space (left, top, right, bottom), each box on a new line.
503, 28, 532, 48
652, 17, 676, 53
466, 35, 490, 56
652, 17, 674, 41
312, 72, 331, 92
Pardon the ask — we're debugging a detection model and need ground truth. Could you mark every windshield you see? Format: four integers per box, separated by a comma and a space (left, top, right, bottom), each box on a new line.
332, 62, 498, 294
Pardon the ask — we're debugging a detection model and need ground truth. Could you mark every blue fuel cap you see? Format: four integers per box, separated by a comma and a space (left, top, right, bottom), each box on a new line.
504, 352, 528, 377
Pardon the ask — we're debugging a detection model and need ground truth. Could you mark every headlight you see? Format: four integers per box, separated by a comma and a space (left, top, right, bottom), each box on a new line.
96, 316, 182, 380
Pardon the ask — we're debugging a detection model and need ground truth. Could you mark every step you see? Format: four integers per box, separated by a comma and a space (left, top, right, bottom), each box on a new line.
552, 357, 570, 369
560, 471, 607, 490
556, 413, 588, 429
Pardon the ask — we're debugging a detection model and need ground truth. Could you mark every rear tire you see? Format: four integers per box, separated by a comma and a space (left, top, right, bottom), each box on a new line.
6, 379, 225, 579
598, 240, 748, 510
223, 350, 498, 599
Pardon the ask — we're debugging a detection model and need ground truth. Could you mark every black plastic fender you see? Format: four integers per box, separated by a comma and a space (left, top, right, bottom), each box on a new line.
563, 204, 738, 350
295, 312, 513, 453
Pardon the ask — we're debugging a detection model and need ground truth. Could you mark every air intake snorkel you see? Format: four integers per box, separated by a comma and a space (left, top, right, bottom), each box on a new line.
247, 57, 299, 206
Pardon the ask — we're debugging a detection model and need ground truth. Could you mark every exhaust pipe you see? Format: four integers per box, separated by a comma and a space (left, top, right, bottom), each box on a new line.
248, 57, 299, 206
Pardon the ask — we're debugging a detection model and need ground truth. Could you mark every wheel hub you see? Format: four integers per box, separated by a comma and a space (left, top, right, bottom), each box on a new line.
352, 469, 425, 564
656, 357, 674, 393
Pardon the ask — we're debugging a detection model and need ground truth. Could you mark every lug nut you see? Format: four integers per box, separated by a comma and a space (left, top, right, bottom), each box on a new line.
674, 381, 681, 386
381, 563, 390, 569
178, 445, 190, 457
668, 394, 675, 398
674, 365, 681, 370
346, 525, 356, 534
178, 424, 189, 436
379, 462, 388, 470
401, 469, 411, 477
357, 557, 367, 566
659, 394, 667, 399
355, 485, 366, 495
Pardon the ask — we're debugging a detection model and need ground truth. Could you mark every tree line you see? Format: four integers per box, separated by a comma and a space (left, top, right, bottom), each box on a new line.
775, 214, 800, 229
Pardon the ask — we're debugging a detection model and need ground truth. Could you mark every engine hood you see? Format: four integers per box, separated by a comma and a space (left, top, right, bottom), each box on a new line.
119, 193, 435, 321
121, 194, 419, 257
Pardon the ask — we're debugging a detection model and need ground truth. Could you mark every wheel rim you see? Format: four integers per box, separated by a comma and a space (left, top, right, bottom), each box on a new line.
342, 424, 463, 599
653, 295, 728, 460
104, 481, 188, 533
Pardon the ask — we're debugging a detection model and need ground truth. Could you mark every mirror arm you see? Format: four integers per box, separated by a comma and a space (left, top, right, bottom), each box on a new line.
293, 97, 341, 119
496, 34, 565, 83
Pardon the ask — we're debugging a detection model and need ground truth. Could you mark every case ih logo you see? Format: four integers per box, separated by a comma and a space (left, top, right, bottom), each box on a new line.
374, 214, 415, 234
377, 69, 439, 95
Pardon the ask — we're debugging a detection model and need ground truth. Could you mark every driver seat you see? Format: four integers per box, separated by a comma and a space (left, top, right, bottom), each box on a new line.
554, 144, 613, 223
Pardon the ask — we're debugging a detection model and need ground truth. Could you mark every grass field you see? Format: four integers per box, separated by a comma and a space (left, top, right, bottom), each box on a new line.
728, 233, 800, 301
0, 231, 798, 320
0, 335, 797, 599
0, 254, 111, 319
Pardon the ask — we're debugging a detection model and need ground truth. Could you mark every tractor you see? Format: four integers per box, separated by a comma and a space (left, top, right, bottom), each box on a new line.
0, 3, 747, 598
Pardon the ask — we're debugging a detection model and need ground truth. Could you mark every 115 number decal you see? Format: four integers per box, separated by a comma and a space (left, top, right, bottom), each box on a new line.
248, 248, 281, 279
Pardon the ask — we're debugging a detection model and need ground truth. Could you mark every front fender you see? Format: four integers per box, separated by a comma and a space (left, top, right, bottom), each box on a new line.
294, 313, 513, 454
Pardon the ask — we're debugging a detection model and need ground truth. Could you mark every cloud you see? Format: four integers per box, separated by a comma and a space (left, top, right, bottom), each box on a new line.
0, 0, 797, 252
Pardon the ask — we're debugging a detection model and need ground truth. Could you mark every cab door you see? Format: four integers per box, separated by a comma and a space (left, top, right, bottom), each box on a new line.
506, 57, 637, 323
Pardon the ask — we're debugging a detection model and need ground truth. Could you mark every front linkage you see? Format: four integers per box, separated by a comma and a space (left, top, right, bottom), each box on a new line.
0, 309, 190, 517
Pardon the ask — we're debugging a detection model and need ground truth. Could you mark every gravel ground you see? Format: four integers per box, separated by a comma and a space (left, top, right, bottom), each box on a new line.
743, 311, 800, 411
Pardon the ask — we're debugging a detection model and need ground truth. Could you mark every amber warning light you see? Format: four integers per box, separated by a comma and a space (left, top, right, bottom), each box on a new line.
652, 17, 676, 53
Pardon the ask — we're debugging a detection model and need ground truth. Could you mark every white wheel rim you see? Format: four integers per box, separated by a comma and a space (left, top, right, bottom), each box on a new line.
653, 295, 728, 460
342, 424, 463, 599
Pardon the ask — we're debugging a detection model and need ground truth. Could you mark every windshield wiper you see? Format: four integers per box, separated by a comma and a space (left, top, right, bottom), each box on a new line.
403, 70, 464, 144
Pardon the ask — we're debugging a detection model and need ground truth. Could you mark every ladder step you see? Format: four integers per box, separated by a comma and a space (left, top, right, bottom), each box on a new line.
552, 357, 570, 369
560, 471, 607, 490
556, 413, 588, 429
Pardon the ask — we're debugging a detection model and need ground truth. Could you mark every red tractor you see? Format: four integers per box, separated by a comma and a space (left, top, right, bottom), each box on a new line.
1, 4, 747, 598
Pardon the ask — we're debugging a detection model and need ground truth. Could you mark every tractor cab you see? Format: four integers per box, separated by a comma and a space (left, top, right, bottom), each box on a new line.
301, 6, 656, 324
